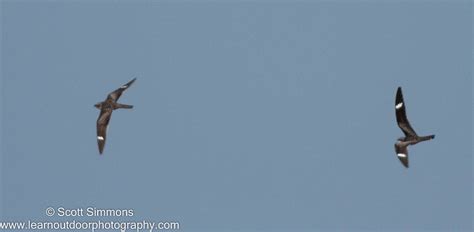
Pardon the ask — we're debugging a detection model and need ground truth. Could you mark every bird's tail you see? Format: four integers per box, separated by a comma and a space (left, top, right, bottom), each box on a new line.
419, 134, 435, 141
115, 103, 133, 109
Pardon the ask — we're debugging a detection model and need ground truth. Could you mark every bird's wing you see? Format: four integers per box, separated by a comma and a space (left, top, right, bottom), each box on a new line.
395, 141, 409, 168
96, 108, 113, 154
395, 87, 418, 138
106, 78, 136, 102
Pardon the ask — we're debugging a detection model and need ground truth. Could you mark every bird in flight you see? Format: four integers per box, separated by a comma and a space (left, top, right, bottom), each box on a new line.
94, 78, 136, 154
394, 87, 435, 168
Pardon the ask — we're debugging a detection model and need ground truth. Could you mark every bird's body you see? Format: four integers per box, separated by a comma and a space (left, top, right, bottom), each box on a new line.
95, 78, 136, 154
394, 87, 434, 168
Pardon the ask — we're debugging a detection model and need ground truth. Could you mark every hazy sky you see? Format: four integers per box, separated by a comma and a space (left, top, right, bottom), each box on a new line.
1, 1, 472, 231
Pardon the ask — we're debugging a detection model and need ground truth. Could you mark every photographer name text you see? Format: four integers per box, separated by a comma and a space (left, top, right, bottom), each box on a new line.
51, 207, 134, 217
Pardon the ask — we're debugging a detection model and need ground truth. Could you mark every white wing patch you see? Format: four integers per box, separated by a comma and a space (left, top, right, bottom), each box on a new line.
395, 102, 403, 109
397, 153, 407, 158
97, 136, 105, 140
120, 85, 128, 89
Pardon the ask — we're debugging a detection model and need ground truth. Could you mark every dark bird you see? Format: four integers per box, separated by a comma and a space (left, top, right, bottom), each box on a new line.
394, 87, 435, 168
94, 78, 136, 154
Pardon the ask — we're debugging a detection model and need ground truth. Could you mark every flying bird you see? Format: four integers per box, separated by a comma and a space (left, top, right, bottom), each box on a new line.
394, 87, 435, 168
94, 78, 136, 154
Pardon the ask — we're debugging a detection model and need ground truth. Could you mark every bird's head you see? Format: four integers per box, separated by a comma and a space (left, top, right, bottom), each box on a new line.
94, 102, 102, 109
397, 137, 405, 142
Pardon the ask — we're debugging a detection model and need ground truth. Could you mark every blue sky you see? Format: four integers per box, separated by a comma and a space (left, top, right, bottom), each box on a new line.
1, 1, 472, 231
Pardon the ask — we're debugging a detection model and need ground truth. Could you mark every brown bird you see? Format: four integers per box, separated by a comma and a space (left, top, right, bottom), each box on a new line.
394, 87, 435, 168
94, 78, 136, 154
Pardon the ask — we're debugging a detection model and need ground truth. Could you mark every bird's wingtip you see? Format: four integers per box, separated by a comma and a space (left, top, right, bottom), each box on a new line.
401, 161, 409, 168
